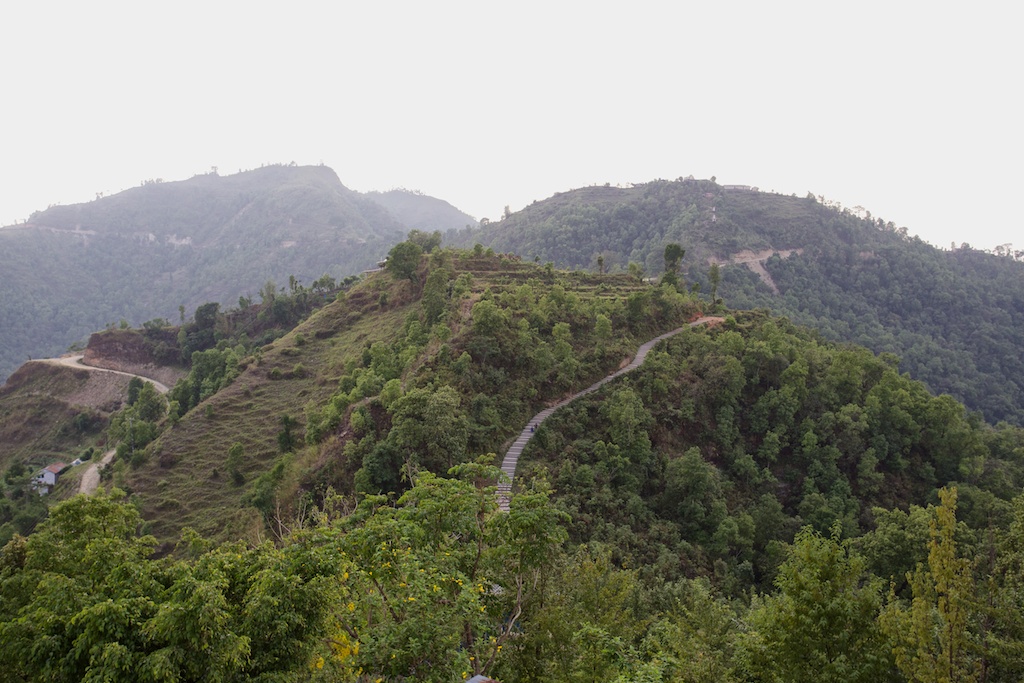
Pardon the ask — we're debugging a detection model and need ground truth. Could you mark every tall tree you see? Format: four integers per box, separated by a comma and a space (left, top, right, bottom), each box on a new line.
742, 524, 897, 682
709, 262, 721, 304
880, 487, 981, 683
663, 243, 685, 287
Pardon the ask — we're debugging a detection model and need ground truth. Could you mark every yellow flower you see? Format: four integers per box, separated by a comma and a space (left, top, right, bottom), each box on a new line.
348, 602, 355, 612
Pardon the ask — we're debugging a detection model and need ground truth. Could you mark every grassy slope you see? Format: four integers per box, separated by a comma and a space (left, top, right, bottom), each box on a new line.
123, 275, 415, 547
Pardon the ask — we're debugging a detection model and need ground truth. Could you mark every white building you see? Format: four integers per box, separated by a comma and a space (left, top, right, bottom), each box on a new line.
34, 462, 67, 494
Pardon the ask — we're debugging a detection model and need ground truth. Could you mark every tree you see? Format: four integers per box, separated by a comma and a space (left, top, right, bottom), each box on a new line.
336, 459, 568, 682
662, 447, 727, 543
743, 524, 897, 682
594, 314, 612, 356
406, 229, 442, 253
880, 487, 981, 683
227, 442, 244, 484
193, 301, 220, 330
386, 241, 424, 282
421, 265, 452, 324
0, 490, 348, 682
277, 414, 297, 453
663, 243, 685, 287
388, 386, 469, 474
664, 243, 685, 273
127, 376, 143, 405
982, 492, 1024, 681
709, 262, 721, 305
133, 382, 166, 422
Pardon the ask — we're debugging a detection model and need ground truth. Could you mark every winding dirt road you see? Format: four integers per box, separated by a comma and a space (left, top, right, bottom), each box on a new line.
38, 354, 170, 394
31, 354, 170, 495
497, 316, 722, 510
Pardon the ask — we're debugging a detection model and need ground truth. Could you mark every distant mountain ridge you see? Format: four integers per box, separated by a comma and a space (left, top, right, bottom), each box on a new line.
364, 188, 476, 234
0, 165, 473, 383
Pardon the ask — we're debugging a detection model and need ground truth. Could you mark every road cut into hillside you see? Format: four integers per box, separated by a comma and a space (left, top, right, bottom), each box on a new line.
36, 354, 171, 394
29, 354, 171, 495
497, 316, 723, 511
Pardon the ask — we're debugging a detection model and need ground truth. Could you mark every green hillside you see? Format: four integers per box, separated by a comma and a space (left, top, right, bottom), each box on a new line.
4, 245, 1024, 681
450, 179, 1024, 425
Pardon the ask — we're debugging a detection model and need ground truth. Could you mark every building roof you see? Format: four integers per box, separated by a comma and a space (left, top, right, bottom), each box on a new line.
44, 463, 67, 474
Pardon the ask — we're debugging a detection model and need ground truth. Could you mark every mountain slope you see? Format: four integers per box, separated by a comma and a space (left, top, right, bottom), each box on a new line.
450, 179, 1024, 424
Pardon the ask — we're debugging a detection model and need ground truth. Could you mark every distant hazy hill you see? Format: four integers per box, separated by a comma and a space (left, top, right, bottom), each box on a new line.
364, 189, 476, 233
0, 165, 447, 382
451, 179, 1024, 425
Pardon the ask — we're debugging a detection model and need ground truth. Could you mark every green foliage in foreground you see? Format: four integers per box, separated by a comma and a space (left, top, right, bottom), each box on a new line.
5, 479, 1024, 680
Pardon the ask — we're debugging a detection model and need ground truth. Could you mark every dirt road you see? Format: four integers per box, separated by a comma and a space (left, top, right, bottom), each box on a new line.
37, 354, 171, 393
78, 448, 117, 494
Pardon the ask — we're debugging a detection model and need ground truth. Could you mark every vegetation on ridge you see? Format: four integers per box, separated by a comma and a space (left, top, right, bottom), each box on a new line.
450, 179, 1024, 425
4, 236, 1024, 680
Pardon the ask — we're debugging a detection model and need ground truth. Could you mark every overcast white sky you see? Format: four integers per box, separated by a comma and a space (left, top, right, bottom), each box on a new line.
1, 1, 1020, 250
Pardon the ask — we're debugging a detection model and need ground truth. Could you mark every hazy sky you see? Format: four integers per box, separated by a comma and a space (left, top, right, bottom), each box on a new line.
2, 2, 1020, 250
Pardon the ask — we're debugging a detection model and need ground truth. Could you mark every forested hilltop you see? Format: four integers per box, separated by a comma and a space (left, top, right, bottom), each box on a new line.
0, 166, 475, 384
449, 179, 1024, 425
3, 242, 1024, 681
